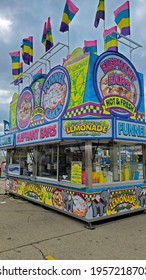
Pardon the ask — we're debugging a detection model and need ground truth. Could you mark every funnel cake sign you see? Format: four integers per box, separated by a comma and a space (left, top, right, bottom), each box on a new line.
41, 66, 70, 122
93, 52, 142, 120
15, 66, 70, 130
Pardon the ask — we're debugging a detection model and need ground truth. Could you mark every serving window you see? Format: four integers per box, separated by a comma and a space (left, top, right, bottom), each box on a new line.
92, 143, 144, 184
92, 144, 111, 184
37, 144, 57, 179
118, 145, 143, 181
7, 148, 34, 176
7, 141, 144, 186
36, 142, 85, 184
59, 142, 85, 183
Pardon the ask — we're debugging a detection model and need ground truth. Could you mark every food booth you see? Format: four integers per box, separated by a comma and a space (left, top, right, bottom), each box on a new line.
1, 49, 146, 226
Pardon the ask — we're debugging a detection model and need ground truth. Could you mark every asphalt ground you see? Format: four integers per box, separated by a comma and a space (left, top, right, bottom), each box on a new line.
0, 178, 146, 260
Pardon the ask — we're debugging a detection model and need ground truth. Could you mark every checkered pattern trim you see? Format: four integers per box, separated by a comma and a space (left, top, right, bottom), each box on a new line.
137, 114, 145, 122
31, 120, 44, 126
64, 104, 101, 118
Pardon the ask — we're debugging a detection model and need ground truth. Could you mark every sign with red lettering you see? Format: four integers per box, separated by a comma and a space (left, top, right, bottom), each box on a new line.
15, 122, 59, 146
93, 52, 142, 120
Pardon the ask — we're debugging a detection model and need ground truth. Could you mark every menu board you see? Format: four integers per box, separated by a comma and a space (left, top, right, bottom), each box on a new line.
71, 161, 82, 184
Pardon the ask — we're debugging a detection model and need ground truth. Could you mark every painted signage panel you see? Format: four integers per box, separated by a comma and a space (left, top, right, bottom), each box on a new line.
10, 92, 19, 131
115, 119, 146, 141
62, 118, 113, 139
0, 134, 14, 148
14, 66, 70, 131
5, 177, 146, 221
16, 122, 59, 146
93, 52, 142, 120
41, 66, 70, 121
64, 54, 90, 109
17, 88, 34, 130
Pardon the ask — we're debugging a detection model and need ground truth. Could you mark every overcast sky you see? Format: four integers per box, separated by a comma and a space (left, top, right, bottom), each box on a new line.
0, 0, 145, 135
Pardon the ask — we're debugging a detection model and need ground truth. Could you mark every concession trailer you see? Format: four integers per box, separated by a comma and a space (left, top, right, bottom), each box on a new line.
1, 48, 146, 226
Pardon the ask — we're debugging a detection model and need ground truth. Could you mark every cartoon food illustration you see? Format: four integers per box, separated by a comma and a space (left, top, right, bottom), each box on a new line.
34, 81, 42, 107
72, 195, 88, 217
45, 192, 53, 206
12, 179, 18, 193
42, 82, 67, 110
100, 70, 137, 104
18, 98, 32, 121
52, 190, 64, 210
17, 90, 34, 129
17, 182, 26, 195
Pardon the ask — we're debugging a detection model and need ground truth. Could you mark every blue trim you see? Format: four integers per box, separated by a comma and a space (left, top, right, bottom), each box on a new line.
62, 137, 112, 141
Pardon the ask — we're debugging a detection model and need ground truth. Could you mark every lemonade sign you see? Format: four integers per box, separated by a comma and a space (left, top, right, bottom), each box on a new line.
62, 119, 112, 138
71, 161, 82, 184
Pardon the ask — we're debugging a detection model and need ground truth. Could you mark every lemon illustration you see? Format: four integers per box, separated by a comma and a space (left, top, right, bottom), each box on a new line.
45, 192, 53, 206
101, 120, 111, 130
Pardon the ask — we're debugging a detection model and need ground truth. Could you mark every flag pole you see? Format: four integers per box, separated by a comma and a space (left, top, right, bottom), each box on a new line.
103, 0, 106, 51
128, 1, 132, 61
129, 7, 132, 61
18, 83, 20, 94
68, 26, 70, 55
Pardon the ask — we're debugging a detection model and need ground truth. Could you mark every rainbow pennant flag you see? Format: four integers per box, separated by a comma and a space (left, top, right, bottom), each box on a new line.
32, 68, 42, 81
60, 0, 79, 32
84, 40, 97, 54
14, 62, 23, 85
104, 26, 118, 52
46, 17, 54, 52
42, 21, 47, 46
9, 51, 20, 83
94, 0, 105, 28
114, 1, 130, 36
21, 36, 33, 65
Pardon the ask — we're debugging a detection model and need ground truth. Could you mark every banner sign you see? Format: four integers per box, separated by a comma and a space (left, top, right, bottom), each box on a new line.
16, 122, 59, 146
62, 118, 113, 139
115, 119, 146, 141
0, 134, 14, 148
